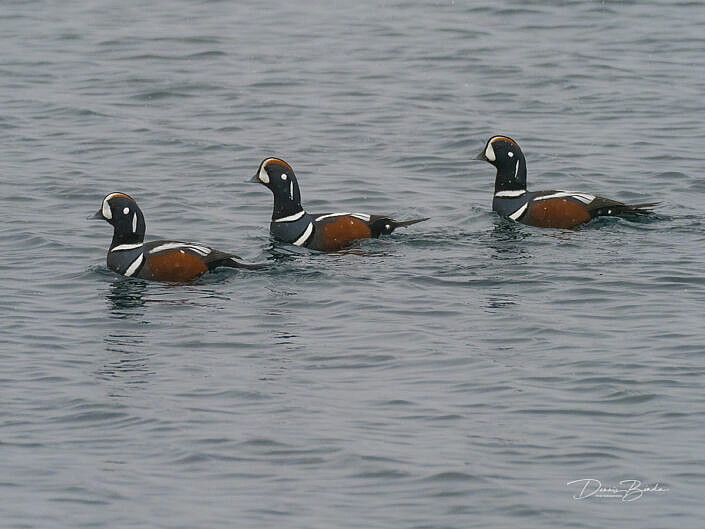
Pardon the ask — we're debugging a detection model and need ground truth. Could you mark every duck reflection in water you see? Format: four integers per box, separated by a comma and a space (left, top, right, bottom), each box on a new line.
265, 239, 387, 260
101, 278, 152, 385
106, 276, 148, 316
488, 218, 532, 260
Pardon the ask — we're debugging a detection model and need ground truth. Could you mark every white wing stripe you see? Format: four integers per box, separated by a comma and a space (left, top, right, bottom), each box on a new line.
533, 191, 595, 204
187, 245, 211, 256
149, 242, 184, 254
571, 194, 596, 204
315, 212, 350, 221
314, 212, 372, 222
149, 242, 212, 256
350, 213, 371, 221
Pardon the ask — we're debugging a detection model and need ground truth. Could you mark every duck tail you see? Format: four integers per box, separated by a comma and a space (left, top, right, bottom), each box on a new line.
624, 203, 659, 215
221, 257, 269, 270
393, 217, 431, 228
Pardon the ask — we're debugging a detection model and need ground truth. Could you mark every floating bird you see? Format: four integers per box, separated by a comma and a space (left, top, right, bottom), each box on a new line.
90, 192, 265, 282
477, 135, 656, 228
250, 158, 428, 251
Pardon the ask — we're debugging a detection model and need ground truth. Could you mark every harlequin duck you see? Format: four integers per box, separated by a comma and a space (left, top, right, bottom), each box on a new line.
249, 158, 429, 251
90, 192, 265, 282
477, 135, 656, 228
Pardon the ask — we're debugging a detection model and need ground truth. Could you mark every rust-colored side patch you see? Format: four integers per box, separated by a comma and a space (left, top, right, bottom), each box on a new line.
524, 199, 591, 228
320, 216, 372, 251
147, 251, 208, 282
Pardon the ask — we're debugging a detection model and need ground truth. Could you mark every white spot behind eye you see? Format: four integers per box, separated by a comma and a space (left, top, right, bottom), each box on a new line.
508, 151, 514, 158
123, 207, 130, 214
132, 212, 137, 232
281, 173, 287, 180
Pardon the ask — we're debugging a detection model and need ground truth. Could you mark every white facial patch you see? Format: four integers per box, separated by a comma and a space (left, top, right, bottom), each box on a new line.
289, 181, 294, 200
102, 197, 112, 219
484, 142, 496, 162
132, 213, 137, 232
258, 164, 270, 184
281, 173, 287, 181
123, 207, 130, 214
508, 151, 514, 158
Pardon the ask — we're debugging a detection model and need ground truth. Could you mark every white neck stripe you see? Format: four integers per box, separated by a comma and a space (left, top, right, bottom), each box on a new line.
274, 210, 306, 223
111, 243, 143, 252
495, 190, 526, 198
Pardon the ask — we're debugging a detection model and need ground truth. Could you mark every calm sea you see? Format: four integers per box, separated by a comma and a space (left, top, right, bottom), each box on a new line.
2, 1, 704, 527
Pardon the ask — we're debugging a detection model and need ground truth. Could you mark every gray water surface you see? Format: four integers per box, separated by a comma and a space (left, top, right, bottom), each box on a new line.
2, 1, 704, 528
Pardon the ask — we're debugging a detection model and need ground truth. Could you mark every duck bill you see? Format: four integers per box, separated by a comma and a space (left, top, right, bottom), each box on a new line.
248, 173, 261, 183
475, 151, 487, 161
87, 209, 104, 220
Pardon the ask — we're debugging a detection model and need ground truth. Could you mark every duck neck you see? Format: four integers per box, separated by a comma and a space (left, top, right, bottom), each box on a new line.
271, 179, 305, 221
494, 154, 527, 194
110, 230, 144, 249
